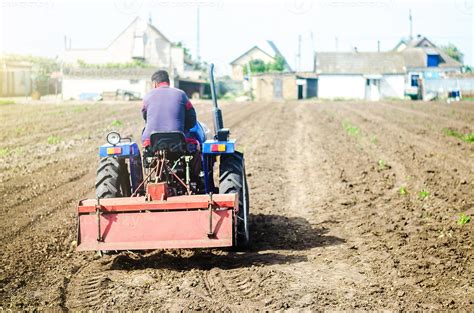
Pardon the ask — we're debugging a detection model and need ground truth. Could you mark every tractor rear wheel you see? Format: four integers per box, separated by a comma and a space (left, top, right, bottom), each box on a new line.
219, 152, 250, 249
95, 157, 131, 198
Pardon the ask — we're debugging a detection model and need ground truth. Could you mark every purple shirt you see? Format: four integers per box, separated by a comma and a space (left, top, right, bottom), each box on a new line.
141, 86, 196, 143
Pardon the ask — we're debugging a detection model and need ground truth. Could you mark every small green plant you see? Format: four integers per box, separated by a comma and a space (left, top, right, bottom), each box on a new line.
418, 189, 429, 200
443, 128, 474, 143
14, 127, 27, 135
464, 133, 474, 143
0, 99, 15, 105
0, 148, 10, 157
342, 121, 360, 137
371, 135, 378, 144
47, 135, 61, 145
398, 186, 408, 195
110, 119, 123, 127
378, 159, 387, 170
73, 106, 89, 113
457, 214, 471, 225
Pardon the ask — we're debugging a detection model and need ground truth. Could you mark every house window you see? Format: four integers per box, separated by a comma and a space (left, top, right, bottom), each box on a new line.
366, 79, 378, 86
427, 54, 440, 67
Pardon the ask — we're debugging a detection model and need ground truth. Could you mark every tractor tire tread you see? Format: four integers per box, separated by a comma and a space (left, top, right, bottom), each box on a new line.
95, 157, 123, 198
219, 152, 250, 250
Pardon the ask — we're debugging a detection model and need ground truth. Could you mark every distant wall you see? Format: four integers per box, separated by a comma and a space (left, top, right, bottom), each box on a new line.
63, 78, 148, 100
380, 75, 405, 99
318, 74, 404, 99
318, 75, 365, 99
0, 68, 32, 97
424, 77, 474, 95
253, 73, 296, 101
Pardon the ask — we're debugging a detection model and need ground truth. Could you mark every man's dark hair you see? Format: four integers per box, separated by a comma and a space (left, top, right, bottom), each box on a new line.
152, 70, 170, 84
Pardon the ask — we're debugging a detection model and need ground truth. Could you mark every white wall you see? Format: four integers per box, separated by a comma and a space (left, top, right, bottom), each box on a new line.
171, 47, 184, 75
380, 75, 404, 99
318, 75, 366, 99
62, 78, 148, 100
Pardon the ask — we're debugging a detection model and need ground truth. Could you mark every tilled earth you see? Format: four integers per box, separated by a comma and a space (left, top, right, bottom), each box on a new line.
0, 99, 472, 311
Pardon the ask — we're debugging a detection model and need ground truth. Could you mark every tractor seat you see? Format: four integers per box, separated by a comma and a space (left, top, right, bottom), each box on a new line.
149, 131, 199, 155
150, 131, 188, 154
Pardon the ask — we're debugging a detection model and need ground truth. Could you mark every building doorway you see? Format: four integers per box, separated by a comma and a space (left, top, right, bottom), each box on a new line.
365, 78, 380, 101
306, 79, 318, 98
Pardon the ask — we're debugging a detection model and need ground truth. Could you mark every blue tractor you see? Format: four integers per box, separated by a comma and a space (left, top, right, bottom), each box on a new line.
76, 64, 250, 251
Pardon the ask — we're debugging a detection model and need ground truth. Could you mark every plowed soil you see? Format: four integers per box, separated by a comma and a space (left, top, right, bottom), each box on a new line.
0, 99, 473, 311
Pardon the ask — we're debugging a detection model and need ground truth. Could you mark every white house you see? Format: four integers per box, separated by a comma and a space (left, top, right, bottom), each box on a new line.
313, 35, 464, 101
64, 17, 185, 74
62, 17, 206, 100
314, 52, 406, 101
394, 35, 463, 99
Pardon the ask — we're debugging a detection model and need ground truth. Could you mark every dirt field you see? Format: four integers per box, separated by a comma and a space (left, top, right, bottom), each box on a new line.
0, 99, 473, 311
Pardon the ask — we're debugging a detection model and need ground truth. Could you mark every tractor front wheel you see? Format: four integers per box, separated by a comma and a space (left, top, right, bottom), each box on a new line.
219, 152, 250, 249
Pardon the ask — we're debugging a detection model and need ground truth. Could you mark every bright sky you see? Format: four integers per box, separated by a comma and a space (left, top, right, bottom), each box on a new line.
1, 0, 473, 73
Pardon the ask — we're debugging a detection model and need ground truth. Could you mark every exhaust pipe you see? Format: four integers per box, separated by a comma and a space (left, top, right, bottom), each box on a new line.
209, 64, 228, 141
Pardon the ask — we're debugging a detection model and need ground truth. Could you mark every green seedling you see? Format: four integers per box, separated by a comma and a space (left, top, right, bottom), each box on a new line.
457, 214, 471, 225
378, 159, 387, 170
47, 135, 61, 145
464, 133, 474, 143
398, 186, 408, 195
111, 119, 123, 127
342, 121, 360, 137
0, 148, 10, 157
371, 136, 378, 144
73, 106, 89, 113
418, 189, 429, 200
443, 128, 474, 143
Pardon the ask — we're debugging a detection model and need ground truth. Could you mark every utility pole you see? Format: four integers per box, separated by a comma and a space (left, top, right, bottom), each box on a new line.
196, 7, 200, 62
335, 37, 339, 51
409, 9, 413, 40
297, 34, 302, 71
310, 31, 315, 70
377, 40, 380, 52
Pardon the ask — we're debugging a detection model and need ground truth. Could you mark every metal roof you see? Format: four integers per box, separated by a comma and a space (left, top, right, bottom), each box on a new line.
402, 48, 462, 68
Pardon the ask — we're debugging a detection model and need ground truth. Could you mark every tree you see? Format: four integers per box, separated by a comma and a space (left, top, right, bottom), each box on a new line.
243, 59, 266, 75
440, 43, 464, 63
266, 55, 286, 72
174, 41, 192, 59
174, 41, 208, 71
243, 56, 286, 75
